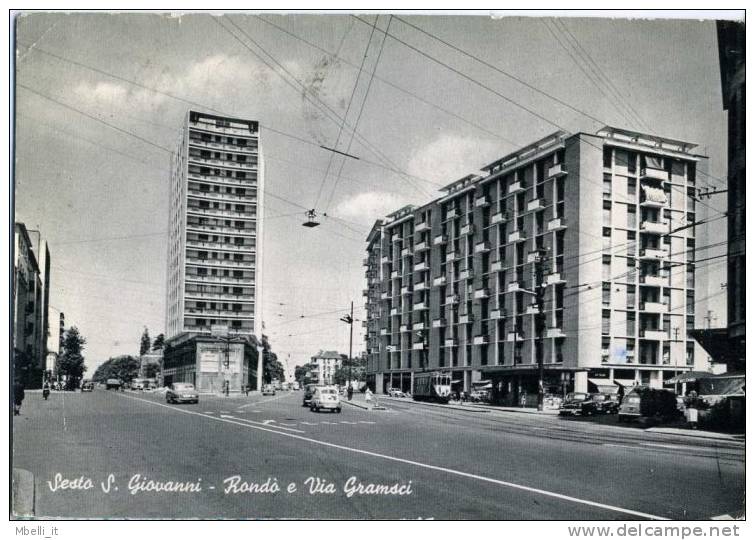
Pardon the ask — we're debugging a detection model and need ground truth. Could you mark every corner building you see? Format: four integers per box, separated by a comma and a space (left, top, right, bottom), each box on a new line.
364, 127, 708, 403
164, 111, 264, 392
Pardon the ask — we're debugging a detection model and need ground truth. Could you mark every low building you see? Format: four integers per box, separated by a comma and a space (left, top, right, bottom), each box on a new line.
162, 333, 260, 393
310, 351, 343, 385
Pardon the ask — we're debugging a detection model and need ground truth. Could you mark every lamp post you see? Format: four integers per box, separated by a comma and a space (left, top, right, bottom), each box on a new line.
340, 302, 354, 390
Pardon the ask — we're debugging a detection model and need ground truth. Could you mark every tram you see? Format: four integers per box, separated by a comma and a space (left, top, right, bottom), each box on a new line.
412, 371, 452, 403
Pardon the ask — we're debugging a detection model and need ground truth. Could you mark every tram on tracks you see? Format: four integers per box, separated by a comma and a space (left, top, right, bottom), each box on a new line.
412, 371, 452, 403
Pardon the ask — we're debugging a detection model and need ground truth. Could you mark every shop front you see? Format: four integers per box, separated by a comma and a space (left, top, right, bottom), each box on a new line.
482, 365, 585, 406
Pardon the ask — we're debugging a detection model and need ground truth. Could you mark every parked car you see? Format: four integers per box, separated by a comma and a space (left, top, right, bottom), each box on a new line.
469, 390, 490, 403
618, 387, 680, 422
581, 393, 620, 415
542, 393, 563, 410
262, 384, 276, 396
310, 386, 341, 413
617, 393, 642, 422
302, 384, 318, 407
558, 392, 591, 416
387, 387, 406, 398
166, 382, 199, 404
105, 378, 122, 390
81, 380, 94, 392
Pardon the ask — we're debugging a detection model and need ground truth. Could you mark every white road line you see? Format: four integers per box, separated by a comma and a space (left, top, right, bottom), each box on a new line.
641, 443, 687, 450
218, 415, 305, 434
603, 443, 639, 450
237, 393, 290, 409
115, 393, 669, 520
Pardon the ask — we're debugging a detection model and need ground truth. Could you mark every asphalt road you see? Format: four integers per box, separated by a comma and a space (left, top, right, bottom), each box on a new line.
12, 388, 745, 520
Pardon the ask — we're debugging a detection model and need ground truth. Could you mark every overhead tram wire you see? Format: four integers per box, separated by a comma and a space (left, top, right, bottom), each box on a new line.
213, 17, 441, 200
310, 14, 380, 211
323, 15, 391, 214
252, 14, 520, 147
20, 42, 444, 196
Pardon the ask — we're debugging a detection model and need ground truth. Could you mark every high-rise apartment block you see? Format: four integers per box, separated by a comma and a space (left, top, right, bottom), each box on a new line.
163, 111, 264, 393
166, 110, 263, 339
364, 127, 708, 403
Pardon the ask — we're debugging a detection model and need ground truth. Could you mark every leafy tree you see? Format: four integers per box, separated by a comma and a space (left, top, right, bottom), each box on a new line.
139, 328, 151, 356
56, 326, 87, 389
92, 355, 140, 384
295, 363, 318, 383
260, 334, 285, 383
151, 333, 165, 351
143, 362, 160, 379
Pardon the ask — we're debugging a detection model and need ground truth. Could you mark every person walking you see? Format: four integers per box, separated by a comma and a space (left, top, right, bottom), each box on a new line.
42, 382, 50, 401
13, 380, 25, 416
347, 385, 354, 402
365, 388, 373, 410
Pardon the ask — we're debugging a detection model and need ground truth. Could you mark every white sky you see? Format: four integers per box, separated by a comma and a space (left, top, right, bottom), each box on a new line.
13, 12, 731, 375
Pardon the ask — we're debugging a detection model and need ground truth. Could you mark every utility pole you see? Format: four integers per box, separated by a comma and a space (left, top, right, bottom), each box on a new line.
534, 248, 548, 412
340, 302, 354, 389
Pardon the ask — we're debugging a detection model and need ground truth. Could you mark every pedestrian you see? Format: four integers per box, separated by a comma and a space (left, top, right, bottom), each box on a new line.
13, 380, 25, 416
42, 382, 50, 401
365, 388, 373, 409
244, 384, 249, 397
347, 385, 354, 401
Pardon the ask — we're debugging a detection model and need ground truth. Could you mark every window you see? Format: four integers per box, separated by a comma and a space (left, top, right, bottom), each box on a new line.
602, 310, 611, 335
626, 313, 635, 336
603, 147, 612, 168
602, 282, 611, 306
627, 285, 636, 308
602, 255, 612, 280
603, 173, 612, 198
628, 178, 637, 197
627, 204, 637, 228
686, 342, 695, 366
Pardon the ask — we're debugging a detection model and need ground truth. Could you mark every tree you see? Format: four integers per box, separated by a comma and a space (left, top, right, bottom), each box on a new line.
295, 363, 318, 384
152, 333, 165, 351
139, 328, 151, 356
92, 355, 140, 384
57, 326, 87, 390
260, 335, 285, 383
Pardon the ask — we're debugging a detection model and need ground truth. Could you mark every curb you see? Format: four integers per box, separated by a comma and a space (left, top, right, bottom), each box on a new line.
12, 468, 35, 518
342, 400, 387, 411
644, 427, 745, 443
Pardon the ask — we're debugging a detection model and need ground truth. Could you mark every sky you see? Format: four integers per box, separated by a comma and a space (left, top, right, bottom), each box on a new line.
13, 12, 732, 375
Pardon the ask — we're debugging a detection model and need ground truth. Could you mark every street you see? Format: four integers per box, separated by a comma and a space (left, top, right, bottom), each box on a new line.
12, 389, 745, 520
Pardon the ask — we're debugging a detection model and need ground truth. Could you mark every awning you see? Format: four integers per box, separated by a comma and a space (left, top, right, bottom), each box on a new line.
664, 371, 713, 385
588, 378, 618, 393
614, 378, 639, 389
473, 382, 493, 389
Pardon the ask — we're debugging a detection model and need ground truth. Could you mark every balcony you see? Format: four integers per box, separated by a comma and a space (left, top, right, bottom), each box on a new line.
445, 338, 458, 348
640, 301, 667, 313
414, 322, 426, 330
491, 211, 505, 224
392, 235, 402, 243
400, 286, 412, 296
507, 281, 523, 293
415, 221, 430, 233
491, 260, 504, 272
546, 327, 566, 338
445, 208, 459, 220
390, 307, 399, 316
460, 223, 474, 236
380, 328, 388, 336
380, 291, 390, 300
640, 167, 668, 182
490, 309, 504, 320
506, 331, 523, 342
640, 220, 668, 234
186, 240, 254, 252
508, 181, 523, 195
414, 281, 428, 291
414, 261, 428, 272
412, 342, 425, 351
414, 301, 428, 311
459, 269, 472, 280
640, 329, 667, 341
401, 247, 412, 257
446, 295, 459, 305
640, 275, 665, 287
475, 241, 490, 253
525, 303, 540, 315
432, 318, 446, 328
545, 273, 565, 285
527, 250, 542, 263
459, 313, 473, 324
391, 270, 399, 279
474, 288, 490, 300
475, 195, 490, 208
433, 234, 447, 245
400, 324, 411, 333
548, 163, 567, 178
381, 255, 390, 265
189, 121, 258, 137
433, 275, 447, 287
188, 138, 258, 155
473, 335, 488, 345
508, 230, 524, 243
446, 252, 457, 262
527, 198, 543, 212
548, 217, 566, 231
415, 240, 429, 252
639, 247, 667, 260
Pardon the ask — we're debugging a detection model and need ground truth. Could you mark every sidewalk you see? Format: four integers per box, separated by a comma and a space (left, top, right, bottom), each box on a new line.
341, 393, 386, 410
379, 395, 562, 415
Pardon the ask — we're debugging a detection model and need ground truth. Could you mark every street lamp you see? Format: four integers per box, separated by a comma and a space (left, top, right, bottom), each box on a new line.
340, 302, 354, 391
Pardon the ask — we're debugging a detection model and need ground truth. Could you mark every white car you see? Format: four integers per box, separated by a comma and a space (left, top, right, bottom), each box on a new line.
310, 386, 342, 413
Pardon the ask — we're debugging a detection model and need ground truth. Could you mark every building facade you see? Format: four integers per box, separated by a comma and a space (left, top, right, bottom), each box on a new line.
717, 21, 745, 371
364, 127, 708, 403
165, 110, 263, 339
13, 223, 50, 388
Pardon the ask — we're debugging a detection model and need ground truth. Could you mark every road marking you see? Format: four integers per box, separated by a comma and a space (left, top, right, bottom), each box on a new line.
642, 443, 687, 450
237, 393, 290, 409
261, 419, 276, 425
603, 443, 639, 450
204, 411, 215, 414
339, 421, 358, 425
218, 415, 305, 433
115, 392, 668, 520
357, 421, 376, 424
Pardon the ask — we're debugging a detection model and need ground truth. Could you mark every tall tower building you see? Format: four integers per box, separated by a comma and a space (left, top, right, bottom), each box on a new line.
165, 110, 263, 340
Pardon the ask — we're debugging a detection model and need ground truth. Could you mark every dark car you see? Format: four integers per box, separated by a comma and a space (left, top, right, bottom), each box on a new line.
581, 393, 620, 415
166, 382, 199, 404
81, 381, 94, 392
105, 378, 122, 390
558, 392, 591, 416
302, 384, 318, 407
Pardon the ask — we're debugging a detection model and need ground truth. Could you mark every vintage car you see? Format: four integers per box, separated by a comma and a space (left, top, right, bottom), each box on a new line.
166, 382, 199, 404
310, 386, 342, 413
558, 392, 591, 416
581, 393, 620, 415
